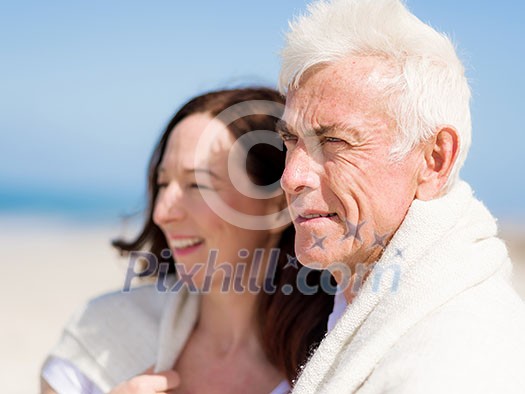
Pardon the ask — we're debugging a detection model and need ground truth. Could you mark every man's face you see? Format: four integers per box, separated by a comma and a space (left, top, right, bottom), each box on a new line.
280, 56, 425, 272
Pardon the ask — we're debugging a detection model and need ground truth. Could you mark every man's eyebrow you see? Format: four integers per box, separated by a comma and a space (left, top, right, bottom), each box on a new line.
312, 124, 337, 137
313, 123, 365, 139
276, 120, 363, 140
276, 120, 331, 137
276, 120, 293, 134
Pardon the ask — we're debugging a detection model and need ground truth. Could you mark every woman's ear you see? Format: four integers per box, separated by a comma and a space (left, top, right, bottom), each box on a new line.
415, 126, 459, 200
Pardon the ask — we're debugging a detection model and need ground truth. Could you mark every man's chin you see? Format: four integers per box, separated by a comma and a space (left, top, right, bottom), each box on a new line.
296, 249, 334, 270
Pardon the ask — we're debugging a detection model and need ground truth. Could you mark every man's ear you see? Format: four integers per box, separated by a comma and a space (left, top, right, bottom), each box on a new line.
415, 126, 459, 200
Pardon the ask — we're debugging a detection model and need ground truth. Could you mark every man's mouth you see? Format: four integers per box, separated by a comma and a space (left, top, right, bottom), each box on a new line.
295, 212, 338, 224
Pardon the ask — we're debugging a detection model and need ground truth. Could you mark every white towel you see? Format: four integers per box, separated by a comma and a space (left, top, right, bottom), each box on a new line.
291, 181, 525, 393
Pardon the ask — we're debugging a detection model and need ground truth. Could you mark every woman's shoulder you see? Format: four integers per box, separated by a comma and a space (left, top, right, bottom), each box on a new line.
62, 281, 174, 336
47, 279, 182, 390
80, 281, 174, 322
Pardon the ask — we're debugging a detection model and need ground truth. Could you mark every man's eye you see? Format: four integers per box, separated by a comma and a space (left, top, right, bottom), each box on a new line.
324, 137, 343, 143
320, 136, 350, 148
280, 132, 298, 142
280, 133, 299, 151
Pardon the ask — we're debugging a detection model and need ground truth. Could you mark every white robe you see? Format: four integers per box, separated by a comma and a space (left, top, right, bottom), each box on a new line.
291, 181, 525, 394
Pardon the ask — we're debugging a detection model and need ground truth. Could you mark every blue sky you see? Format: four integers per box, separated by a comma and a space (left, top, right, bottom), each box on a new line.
1, 0, 523, 221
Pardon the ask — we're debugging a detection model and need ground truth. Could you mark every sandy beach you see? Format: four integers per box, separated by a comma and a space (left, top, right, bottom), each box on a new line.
1, 215, 524, 394
0, 217, 128, 394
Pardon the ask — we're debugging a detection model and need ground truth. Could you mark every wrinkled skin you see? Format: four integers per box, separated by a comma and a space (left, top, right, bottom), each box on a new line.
280, 57, 428, 277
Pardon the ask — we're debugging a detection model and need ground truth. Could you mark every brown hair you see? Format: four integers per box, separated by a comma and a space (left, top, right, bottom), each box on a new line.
113, 87, 334, 383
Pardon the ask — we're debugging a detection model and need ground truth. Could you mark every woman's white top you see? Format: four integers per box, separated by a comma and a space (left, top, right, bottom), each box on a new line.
43, 356, 293, 394
42, 288, 346, 394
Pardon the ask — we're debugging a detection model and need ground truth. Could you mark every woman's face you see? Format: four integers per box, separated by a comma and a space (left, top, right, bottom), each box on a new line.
153, 112, 280, 291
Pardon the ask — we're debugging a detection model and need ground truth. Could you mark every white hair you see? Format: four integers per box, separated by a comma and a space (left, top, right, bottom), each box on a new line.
279, 0, 471, 191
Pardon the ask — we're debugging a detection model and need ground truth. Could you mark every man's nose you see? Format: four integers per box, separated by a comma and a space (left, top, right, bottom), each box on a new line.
280, 143, 320, 195
153, 185, 186, 226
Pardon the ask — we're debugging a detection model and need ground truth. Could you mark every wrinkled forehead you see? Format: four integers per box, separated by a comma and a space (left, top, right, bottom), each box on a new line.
283, 57, 397, 133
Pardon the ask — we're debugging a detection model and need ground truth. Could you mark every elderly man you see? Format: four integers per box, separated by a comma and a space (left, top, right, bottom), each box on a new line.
278, 0, 525, 393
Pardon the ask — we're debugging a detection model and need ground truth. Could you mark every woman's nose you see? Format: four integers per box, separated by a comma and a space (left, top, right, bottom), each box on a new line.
153, 185, 186, 226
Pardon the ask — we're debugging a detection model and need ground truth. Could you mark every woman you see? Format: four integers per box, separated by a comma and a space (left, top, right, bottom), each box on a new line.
41, 87, 334, 393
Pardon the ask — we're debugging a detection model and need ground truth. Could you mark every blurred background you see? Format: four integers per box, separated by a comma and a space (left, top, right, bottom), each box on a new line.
1, 1, 524, 392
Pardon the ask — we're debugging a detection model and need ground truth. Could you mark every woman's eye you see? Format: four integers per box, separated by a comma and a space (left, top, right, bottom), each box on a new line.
157, 182, 168, 189
189, 183, 212, 190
